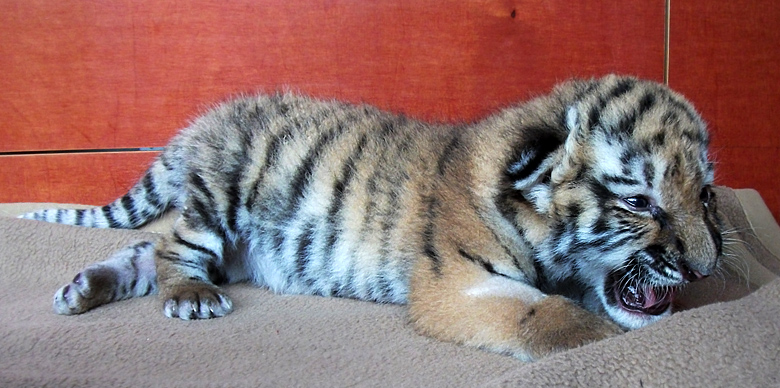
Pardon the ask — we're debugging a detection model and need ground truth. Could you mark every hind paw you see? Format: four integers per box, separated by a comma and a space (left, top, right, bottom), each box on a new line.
162, 283, 233, 320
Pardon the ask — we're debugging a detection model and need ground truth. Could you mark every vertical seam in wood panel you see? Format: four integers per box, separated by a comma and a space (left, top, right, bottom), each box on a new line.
664, 0, 670, 85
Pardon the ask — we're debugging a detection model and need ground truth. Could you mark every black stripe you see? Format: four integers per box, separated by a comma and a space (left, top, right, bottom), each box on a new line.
675, 238, 687, 255
136, 241, 153, 250
246, 124, 297, 211
289, 127, 343, 205
225, 111, 257, 235
295, 223, 316, 286
596, 233, 644, 254
324, 134, 368, 260
342, 263, 357, 299
75, 209, 86, 226
554, 79, 600, 131
189, 197, 219, 233
603, 174, 640, 186
101, 205, 121, 228
588, 178, 616, 202
615, 112, 637, 134
458, 249, 509, 277
644, 245, 677, 275
188, 172, 224, 234
422, 198, 442, 276
652, 206, 671, 229
436, 131, 462, 175
505, 127, 563, 183
565, 203, 583, 219
703, 206, 723, 256
283, 114, 353, 234
465, 192, 528, 278
653, 131, 667, 148
329, 135, 368, 219
157, 251, 204, 272
206, 261, 228, 285
375, 162, 412, 269
190, 173, 214, 203
587, 78, 636, 129
618, 150, 636, 172
373, 267, 393, 302
269, 227, 285, 254
159, 153, 176, 172
643, 161, 655, 188
531, 257, 548, 290
142, 283, 155, 296
590, 214, 610, 236
613, 92, 657, 135
358, 117, 403, 224
246, 97, 304, 210
56, 209, 64, 223
142, 172, 163, 208
279, 122, 354, 288
637, 92, 656, 116
172, 231, 220, 259
225, 159, 251, 236
663, 154, 682, 179
319, 132, 372, 294
121, 194, 139, 227
225, 173, 243, 235
665, 95, 701, 128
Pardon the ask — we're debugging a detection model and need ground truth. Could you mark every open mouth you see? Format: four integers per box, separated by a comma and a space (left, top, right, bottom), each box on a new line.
607, 269, 676, 316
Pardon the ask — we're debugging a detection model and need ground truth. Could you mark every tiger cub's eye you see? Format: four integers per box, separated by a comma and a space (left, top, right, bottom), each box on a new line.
623, 196, 652, 211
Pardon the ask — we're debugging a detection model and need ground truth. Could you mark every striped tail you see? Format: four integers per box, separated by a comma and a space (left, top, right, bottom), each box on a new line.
20, 156, 181, 229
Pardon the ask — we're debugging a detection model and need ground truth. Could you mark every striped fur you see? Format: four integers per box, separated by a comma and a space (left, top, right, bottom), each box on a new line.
24, 75, 721, 360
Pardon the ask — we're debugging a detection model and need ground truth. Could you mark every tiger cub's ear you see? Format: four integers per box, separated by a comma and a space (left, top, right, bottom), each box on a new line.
553, 104, 591, 184
505, 104, 590, 214
504, 129, 565, 214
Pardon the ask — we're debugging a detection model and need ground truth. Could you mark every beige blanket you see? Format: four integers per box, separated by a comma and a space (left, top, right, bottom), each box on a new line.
1, 188, 779, 387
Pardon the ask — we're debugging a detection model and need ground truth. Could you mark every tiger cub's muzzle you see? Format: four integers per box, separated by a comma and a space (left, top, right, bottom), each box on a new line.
605, 244, 716, 317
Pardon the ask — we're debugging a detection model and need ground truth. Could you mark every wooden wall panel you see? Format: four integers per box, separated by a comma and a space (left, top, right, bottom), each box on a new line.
0, 152, 159, 205
669, 0, 780, 221
1, 0, 664, 152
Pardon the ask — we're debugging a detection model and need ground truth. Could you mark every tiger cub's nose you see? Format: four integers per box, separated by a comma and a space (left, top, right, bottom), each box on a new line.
679, 262, 708, 282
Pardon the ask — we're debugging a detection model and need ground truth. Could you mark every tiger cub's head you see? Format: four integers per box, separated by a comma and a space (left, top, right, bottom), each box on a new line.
510, 75, 722, 329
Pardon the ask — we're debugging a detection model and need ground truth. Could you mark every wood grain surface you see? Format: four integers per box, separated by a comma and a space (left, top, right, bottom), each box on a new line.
669, 0, 780, 220
9, 0, 778, 222
0, 152, 159, 205
1, 1, 664, 152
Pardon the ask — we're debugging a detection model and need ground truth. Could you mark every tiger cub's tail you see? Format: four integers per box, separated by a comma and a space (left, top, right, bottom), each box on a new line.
19, 155, 181, 229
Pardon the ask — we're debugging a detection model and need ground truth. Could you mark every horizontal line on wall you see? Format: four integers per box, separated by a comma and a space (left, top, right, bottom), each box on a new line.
0, 147, 165, 156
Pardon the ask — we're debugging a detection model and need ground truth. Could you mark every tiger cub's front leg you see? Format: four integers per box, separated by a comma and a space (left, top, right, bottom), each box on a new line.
53, 241, 158, 315
408, 258, 623, 361
155, 215, 234, 320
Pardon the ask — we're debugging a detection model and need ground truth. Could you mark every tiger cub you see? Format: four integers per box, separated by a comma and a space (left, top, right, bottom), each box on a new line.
22, 75, 721, 361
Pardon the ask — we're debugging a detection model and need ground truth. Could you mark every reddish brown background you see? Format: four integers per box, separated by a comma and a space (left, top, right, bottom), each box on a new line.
668, 0, 780, 222
1, 1, 778, 221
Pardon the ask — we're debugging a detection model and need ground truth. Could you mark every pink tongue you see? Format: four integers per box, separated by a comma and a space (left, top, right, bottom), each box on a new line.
641, 285, 659, 308
622, 284, 674, 315
624, 283, 669, 311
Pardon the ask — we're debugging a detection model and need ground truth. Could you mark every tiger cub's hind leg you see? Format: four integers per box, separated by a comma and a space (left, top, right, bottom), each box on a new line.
53, 241, 158, 315
155, 214, 235, 320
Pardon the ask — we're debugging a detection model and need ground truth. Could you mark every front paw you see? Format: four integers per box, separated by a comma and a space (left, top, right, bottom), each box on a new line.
53, 268, 117, 315
522, 296, 623, 358
162, 283, 233, 320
